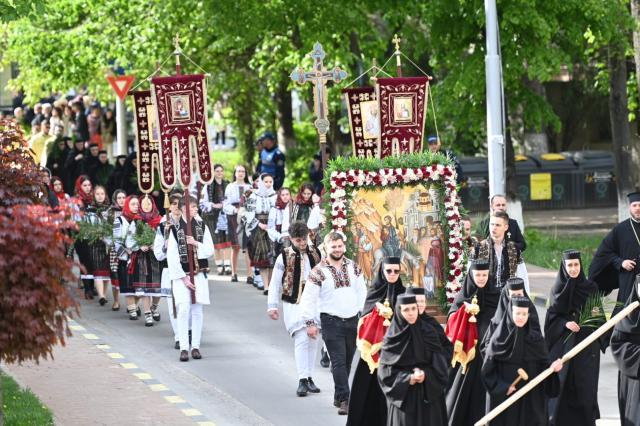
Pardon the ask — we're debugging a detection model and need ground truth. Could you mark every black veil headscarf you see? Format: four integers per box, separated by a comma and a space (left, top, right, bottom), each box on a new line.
547, 251, 596, 317
484, 297, 548, 363
362, 258, 405, 315
449, 260, 500, 317
380, 295, 442, 367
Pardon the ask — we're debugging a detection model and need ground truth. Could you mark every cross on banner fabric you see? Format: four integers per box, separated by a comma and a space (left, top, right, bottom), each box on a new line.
150, 74, 213, 187
131, 90, 161, 193
343, 87, 379, 158
377, 77, 429, 158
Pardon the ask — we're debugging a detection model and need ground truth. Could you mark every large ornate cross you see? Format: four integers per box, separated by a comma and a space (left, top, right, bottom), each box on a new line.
291, 42, 347, 168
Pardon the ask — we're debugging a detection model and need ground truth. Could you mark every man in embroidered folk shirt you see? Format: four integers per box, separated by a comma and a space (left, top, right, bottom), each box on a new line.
167, 196, 214, 362
267, 221, 322, 397
299, 232, 367, 415
470, 210, 529, 293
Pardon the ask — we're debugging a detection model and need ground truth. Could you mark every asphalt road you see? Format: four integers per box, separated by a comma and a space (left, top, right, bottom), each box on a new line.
75, 272, 622, 425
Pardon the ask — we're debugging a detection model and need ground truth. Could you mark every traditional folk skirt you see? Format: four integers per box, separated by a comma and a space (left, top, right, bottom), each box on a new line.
109, 247, 120, 288
129, 250, 163, 296
248, 214, 274, 269
227, 209, 247, 250
204, 210, 231, 250
74, 240, 94, 280
89, 240, 110, 279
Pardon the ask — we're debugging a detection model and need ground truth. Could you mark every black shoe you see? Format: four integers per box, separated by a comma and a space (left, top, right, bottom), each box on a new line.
191, 348, 202, 359
174, 341, 180, 350
180, 350, 189, 362
296, 379, 309, 397
231, 274, 238, 282
338, 401, 348, 415
263, 289, 268, 296
320, 348, 330, 368
127, 307, 138, 320
224, 268, 231, 276
151, 304, 160, 322
144, 312, 154, 327
217, 267, 224, 276
99, 297, 107, 306
246, 276, 254, 286
306, 377, 320, 393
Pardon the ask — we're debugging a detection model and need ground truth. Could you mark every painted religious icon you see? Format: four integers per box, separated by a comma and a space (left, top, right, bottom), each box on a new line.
169, 94, 192, 122
351, 184, 445, 295
392, 95, 414, 123
361, 100, 380, 140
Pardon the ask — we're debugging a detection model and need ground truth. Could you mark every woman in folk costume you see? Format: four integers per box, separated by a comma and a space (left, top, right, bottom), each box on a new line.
268, 187, 293, 256
347, 257, 406, 426
377, 294, 450, 426
244, 173, 277, 295
282, 183, 314, 234
73, 174, 96, 299
131, 194, 164, 326
200, 164, 231, 276
86, 185, 112, 306
445, 259, 499, 426
481, 297, 563, 426
106, 189, 126, 311
611, 274, 640, 426
545, 250, 604, 426
114, 195, 143, 321
223, 164, 252, 283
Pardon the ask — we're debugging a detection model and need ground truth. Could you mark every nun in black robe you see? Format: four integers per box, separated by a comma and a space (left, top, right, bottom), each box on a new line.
481, 277, 541, 351
347, 257, 405, 426
406, 286, 454, 425
611, 273, 640, 426
545, 250, 603, 426
481, 297, 561, 426
378, 294, 449, 426
446, 259, 500, 426
589, 192, 640, 313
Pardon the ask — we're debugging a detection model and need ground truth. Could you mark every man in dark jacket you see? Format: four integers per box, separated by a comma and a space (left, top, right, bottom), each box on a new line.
64, 140, 87, 192
72, 101, 90, 142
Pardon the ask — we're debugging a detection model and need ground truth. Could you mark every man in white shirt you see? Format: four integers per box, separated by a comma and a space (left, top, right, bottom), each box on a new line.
167, 195, 214, 362
267, 221, 322, 397
299, 232, 367, 415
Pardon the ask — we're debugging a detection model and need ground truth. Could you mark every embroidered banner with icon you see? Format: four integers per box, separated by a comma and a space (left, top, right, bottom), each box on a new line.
131, 90, 162, 193
343, 87, 379, 159
150, 74, 212, 187
377, 77, 429, 158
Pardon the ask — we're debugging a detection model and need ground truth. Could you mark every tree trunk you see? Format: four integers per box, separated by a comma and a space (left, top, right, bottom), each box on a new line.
608, 42, 637, 221
504, 99, 525, 230
522, 78, 549, 155
275, 76, 296, 151
631, 0, 640, 100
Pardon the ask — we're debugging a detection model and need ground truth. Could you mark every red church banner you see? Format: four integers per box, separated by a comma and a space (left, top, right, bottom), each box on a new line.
377, 77, 429, 158
343, 87, 379, 158
131, 90, 161, 193
150, 74, 213, 187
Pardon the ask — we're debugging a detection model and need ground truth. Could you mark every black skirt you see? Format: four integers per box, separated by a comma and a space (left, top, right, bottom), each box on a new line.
89, 240, 110, 279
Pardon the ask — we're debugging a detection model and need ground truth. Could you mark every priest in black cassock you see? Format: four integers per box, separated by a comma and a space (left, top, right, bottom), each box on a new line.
347, 257, 405, 426
378, 294, 449, 426
481, 297, 563, 426
446, 259, 499, 426
589, 192, 640, 312
545, 250, 604, 426
611, 274, 640, 426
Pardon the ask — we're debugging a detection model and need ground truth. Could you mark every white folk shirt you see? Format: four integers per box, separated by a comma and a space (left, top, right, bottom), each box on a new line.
299, 257, 367, 325
166, 222, 215, 305
267, 252, 319, 336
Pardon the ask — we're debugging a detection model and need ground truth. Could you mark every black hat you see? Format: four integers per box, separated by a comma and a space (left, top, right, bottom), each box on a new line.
116, 154, 127, 160
257, 131, 275, 143
426, 135, 439, 144
98, 150, 107, 155
383, 256, 401, 265
628, 192, 640, 204
88, 143, 99, 148
471, 259, 490, 271
396, 294, 417, 305
512, 296, 530, 308
405, 287, 426, 296
506, 278, 525, 290
562, 249, 581, 260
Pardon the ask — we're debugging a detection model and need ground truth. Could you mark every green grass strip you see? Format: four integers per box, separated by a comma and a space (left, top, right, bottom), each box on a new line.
1, 371, 54, 426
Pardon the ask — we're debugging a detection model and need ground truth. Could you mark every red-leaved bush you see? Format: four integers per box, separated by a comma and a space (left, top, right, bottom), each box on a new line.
0, 119, 78, 364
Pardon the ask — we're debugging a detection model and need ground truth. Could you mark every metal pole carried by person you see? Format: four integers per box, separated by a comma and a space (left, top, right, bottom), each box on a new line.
474, 299, 640, 426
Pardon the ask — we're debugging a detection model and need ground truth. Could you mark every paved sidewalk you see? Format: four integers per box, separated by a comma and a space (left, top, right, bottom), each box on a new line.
2, 324, 199, 426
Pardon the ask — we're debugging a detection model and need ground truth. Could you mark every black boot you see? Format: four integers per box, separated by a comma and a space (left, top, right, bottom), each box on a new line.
306, 377, 320, 393
296, 378, 309, 397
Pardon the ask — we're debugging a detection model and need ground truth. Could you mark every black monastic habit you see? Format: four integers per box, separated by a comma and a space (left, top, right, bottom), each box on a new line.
347, 263, 405, 426
611, 276, 640, 426
545, 258, 603, 426
446, 269, 500, 426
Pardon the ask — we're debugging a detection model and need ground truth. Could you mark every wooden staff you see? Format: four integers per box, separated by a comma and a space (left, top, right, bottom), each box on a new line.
509, 368, 528, 389
474, 300, 640, 426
